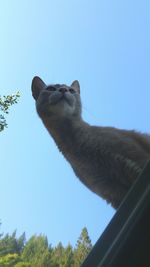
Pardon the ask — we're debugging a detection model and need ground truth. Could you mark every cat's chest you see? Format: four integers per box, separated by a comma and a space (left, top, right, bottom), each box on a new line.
63, 147, 141, 206
54, 126, 143, 208
65, 149, 116, 189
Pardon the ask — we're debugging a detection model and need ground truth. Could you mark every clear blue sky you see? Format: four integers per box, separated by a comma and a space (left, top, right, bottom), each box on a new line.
0, 0, 150, 247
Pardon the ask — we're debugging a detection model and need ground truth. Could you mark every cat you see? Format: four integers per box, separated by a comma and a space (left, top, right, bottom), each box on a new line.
31, 76, 150, 209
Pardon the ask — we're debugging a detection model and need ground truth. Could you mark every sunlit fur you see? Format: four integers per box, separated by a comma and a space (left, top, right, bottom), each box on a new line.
32, 76, 150, 209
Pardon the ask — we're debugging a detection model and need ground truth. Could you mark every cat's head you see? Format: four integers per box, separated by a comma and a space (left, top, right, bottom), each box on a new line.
31, 76, 81, 119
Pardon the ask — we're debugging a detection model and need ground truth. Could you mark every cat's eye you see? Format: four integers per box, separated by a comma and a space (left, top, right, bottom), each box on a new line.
69, 88, 75, 94
46, 86, 56, 92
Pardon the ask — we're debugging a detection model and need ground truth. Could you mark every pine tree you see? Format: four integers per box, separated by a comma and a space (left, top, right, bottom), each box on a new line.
51, 242, 64, 267
0, 224, 93, 267
0, 230, 26, 256
61, 244, 74, 267
21, 235, 52, 266
73, 227, 92, 267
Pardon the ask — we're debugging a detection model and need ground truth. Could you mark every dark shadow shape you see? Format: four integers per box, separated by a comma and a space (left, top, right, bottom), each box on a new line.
81, 159, 150, 267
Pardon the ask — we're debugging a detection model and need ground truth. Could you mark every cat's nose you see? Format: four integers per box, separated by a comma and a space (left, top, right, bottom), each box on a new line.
59, 87, 68, 93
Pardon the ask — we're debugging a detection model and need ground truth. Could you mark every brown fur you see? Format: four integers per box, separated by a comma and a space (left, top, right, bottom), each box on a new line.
31, 76, 150, 209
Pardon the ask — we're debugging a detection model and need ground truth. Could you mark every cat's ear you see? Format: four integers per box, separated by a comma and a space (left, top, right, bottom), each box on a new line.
71, 80, 80, 94
31, 76, 46, 100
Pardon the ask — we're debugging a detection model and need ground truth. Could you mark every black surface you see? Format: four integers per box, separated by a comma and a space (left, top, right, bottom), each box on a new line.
81, 160, 150, 267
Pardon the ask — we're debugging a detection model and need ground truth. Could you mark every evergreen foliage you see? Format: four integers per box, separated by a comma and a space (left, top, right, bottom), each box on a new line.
0, 231, 25, 256
0, 225, 92, 267
73, 227, 92, 266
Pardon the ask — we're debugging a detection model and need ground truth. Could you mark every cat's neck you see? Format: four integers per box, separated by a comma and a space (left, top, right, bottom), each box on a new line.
42, 116, 89, 155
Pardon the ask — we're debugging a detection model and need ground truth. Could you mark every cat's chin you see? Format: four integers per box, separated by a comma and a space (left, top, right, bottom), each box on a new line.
49, 94, 73, 108
37, 103, 75, 119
